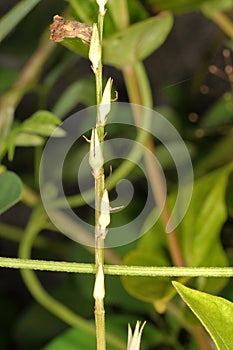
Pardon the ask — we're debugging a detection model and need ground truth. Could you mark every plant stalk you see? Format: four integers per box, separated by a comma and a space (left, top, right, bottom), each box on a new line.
92, 8, 107, 350
1, 257, 233, 277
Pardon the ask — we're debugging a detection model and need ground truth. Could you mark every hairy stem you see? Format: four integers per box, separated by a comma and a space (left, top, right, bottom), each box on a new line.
2, 257, 232, 277
18, 207, 125, 349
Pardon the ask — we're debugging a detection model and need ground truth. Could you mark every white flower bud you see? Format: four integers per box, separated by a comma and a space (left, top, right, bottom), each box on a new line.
96, 0, 108, 14
89, 24, 101, 73
127, 321, 146, 350
89, 128, 104, 175
99, 189, 110, 235
93, 264, 105, 300
99, 77, 113, 125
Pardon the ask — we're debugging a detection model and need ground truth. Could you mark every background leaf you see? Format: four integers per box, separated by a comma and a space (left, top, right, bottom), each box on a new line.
173, 281, 233, 350
42, 327, 96, 350
0, 0, 41, 43
0, 171, 23, 214
20, 110, 65, 137
121, 164, 233, 309
103, 13, 173, 68
147, 0, 233, 14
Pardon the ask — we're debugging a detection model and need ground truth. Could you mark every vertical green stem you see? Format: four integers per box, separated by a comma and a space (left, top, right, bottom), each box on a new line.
93, 9, 106, 350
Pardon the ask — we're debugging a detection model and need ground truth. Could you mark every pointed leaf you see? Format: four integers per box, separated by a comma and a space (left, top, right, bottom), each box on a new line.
20, 110, 65, 137
14, 133, 44, 146
121, 248, 178, 313
179, 163, 233, 267
103, 13, 173, 68
121, 164, 233, 307
173, 281, 233, 350
0, 171, 23, 214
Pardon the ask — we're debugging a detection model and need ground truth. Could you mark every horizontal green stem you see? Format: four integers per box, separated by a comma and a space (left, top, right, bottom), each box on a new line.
0, 257, 232, 277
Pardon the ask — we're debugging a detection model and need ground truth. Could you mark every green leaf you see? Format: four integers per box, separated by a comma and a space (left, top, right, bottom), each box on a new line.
103, 13, 173, 68
173, 282, 233, 350
60, 38, 90, 59
201, 93, 233, 127
42, 328, 96, 350
14, 133, 44, 146
52, 79, 95, 119
0, 0, 41, 43
0, 171, 23, 214
179, 163, 233, 267
7, 111, 64, 160
121, 164, 233, 309
20, 110, 65, 137
121, 249, 176, 313
147, 0, 233, 14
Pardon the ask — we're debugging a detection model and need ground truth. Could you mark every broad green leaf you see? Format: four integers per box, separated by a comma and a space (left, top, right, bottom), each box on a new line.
179, 163, 233, 267
0, 171, 23, 214
42, 328, 96, 350
14, 133, 44, 146
52, 79, 95, 119
201, 93, 233, 127
173, 282, 233, 350
0, 0, 41, 43
56, 12, 173, 65
147, 0, 233, 14
20, 110, 65, 137
121, 164, 233, 309
60, 38, 90, 59
103, 13, 173, 68
7, 111, 64, 160
8, 133, 44, 161
121, 245, 179, 313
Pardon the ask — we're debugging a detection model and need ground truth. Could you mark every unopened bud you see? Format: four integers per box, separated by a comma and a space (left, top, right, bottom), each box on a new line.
127, 321, 146, 350
99, 78, 113, 125
96, 0, 108, 15
99, 189, 110, 235
93, 264, 105, 300
89, 128, 104, 175
89, 24, 101, 73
